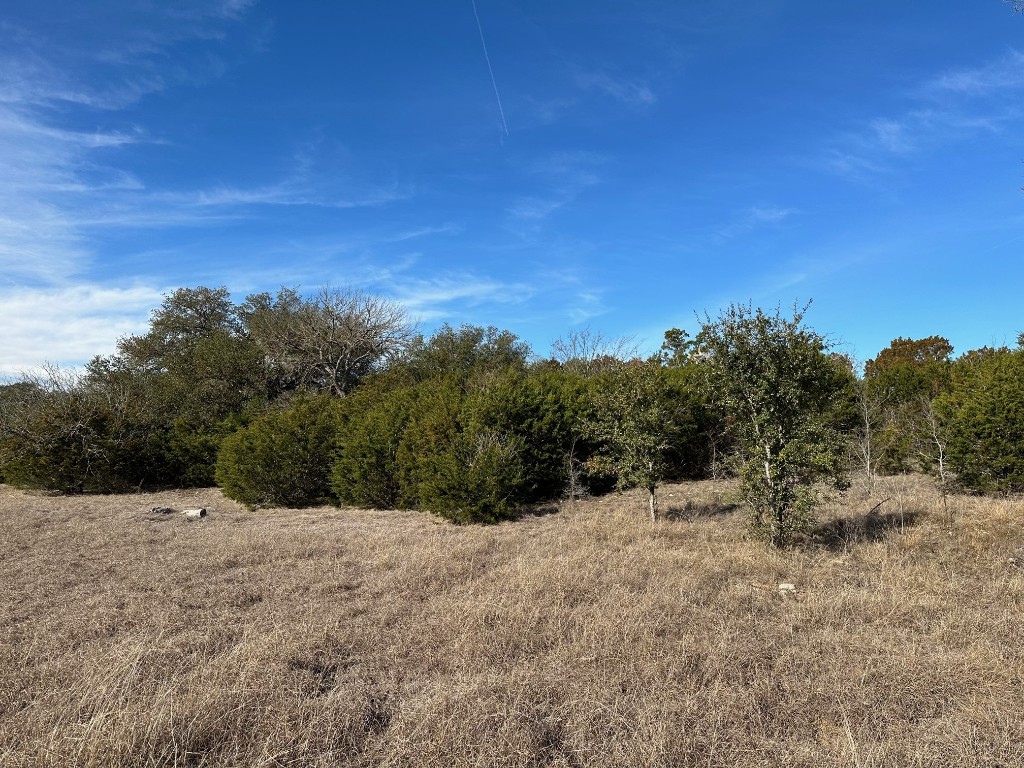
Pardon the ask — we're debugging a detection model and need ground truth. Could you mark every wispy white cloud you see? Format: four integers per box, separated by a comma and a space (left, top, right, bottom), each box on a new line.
507, 196, 570, 221
926, 49, 1024, 96
0, 4, 260, 285
0, 283, 166, 375
867, 118, 911, 153
180, 181, 412, 210
716, 205, 799, 240
517, 94, 582, 128
566, 290, 610, 324
0, 3, 415, 287
0, 102, 152, 281
816, 50, 1024, 181
384, 224, 460, 242
507, 151, 604, 225
210, 0, 258, 21
387, 274, 534, 322
747, 206, 798, 225
577, 71, 657, 107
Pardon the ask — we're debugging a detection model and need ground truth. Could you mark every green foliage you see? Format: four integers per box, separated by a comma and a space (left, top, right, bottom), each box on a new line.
862, 336, 954, 475
697, 303, 850, 546
470, 368, 590, 502
331, 327, 566, 522
938, 348, 1024, 493
415, 423, 527, 524
117, 286, 242, 368
866, 336, 953, 374
331, 385, 416, 509
582, 360, 672, 519
76, 286, 271, 490
402, 324, 531, 383
389, 379, 529, 523
164, 403, 267, 488
660, 328, 694, 367
0, 367, 172, 493
333, 364, 591, 521
216, 395, 344, 508
660, 363, 728, 481
0, 376, 104, 493
20, 280, 1024, 524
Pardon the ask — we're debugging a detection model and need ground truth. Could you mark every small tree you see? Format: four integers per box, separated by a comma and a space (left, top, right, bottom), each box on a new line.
582, 359, 671, 522
659, 327, 695, 367
697, 303, 850, 546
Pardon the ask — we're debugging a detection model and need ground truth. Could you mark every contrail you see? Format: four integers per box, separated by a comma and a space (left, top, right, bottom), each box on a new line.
471, 0, 509, 136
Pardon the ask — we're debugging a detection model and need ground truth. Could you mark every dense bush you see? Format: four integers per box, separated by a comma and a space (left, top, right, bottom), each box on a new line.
331, 385, 416, 509
331, 327, 590, 522
390, 380, 528, 523
414, 422, 528, 524
341, 367, 588, 523
939, 348, 1024, 493
0, 370, 167, 493
470, 369, 592, 502
216, 395, 344, 508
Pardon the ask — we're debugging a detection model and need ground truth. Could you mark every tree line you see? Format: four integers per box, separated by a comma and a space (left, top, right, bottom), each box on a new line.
1, 286, 1021, 546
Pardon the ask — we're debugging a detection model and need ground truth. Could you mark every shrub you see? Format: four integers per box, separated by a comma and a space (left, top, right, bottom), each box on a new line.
939, 348, 1024, 493
331, 386, 416, 509
216, 395, 344, 508
0, 370, 162, 493
470, 369, 591, 502
415, 424, 527, 524
392, 379, 530, 523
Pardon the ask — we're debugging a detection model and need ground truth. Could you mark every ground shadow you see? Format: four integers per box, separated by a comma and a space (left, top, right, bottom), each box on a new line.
663, 500, 740, 521
508, 500, 563, 521
812, 508, 921, 551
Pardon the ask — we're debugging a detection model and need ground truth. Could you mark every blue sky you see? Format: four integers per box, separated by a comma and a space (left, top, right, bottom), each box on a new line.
2, 0, 1023, 375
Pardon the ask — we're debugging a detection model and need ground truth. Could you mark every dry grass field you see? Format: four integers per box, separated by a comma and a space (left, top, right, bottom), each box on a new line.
1, 476, 1022, 767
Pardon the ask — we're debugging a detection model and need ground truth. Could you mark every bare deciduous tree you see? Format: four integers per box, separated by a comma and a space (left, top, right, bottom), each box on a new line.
911, 393, 954, 523
549, 326, 638, 375
850, 368, 889, 492
243, 286, 416, 397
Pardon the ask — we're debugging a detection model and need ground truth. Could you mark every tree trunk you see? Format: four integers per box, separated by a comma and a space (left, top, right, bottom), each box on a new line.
648, 484, 657, 523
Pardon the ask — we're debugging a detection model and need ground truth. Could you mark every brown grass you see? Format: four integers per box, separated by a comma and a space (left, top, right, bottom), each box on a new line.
1, 476, 1022, 767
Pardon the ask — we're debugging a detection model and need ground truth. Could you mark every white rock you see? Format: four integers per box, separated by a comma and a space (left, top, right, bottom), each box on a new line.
183, 508, 207, 521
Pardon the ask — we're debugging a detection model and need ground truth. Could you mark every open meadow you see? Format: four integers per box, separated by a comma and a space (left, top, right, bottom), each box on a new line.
1, 476, 1022, 767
